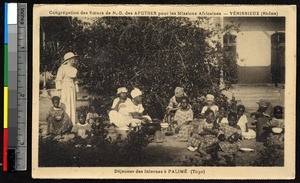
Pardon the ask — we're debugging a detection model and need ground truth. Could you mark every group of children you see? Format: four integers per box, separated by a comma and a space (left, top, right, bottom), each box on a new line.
164, 87, 284, 160
45, 87, 152, 144
45, 86, 284, 154
45, 96, 98, 146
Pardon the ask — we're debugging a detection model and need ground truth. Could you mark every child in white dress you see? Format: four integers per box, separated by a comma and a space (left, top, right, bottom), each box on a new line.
201, 94, 219, 117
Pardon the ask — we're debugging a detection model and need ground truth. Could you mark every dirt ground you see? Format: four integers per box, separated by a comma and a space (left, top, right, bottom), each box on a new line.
142, 136, 264, 166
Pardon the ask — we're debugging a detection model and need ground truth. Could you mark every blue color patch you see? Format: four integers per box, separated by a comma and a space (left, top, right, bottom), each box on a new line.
4, 3, 8, 44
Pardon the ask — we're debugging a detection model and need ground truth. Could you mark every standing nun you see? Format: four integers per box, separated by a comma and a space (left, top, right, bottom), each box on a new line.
55, 52, 79, 125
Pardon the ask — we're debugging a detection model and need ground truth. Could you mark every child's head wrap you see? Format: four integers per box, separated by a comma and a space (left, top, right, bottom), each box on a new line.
257, 99, 270, 108
174, 87, 185, 97
131, 88, 142, 98
206, 94, 215, 102
117, 87, 128, 94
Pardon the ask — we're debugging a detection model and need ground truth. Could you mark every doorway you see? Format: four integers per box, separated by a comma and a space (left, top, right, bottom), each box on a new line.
271, 32, 285, 87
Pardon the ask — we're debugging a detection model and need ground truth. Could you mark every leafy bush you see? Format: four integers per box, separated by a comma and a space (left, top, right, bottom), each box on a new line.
41, 17, 239, 119
39, 121, 150, 167
251, 143, 284, 166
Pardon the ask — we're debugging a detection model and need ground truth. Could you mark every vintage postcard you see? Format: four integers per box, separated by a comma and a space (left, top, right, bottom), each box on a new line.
32, 4, 296, 179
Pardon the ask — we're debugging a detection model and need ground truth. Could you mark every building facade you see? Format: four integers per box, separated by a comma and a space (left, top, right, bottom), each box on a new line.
223, 17, 285, 85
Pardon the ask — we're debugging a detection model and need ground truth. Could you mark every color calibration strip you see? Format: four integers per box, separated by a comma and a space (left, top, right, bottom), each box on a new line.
2, 2, 28, 172
3, 3, 9, 172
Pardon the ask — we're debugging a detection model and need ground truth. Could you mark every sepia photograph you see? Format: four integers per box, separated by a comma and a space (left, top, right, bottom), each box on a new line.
32, 4, 296, 179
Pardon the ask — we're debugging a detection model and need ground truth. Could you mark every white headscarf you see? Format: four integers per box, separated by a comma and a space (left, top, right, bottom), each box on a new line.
131, 88, 142, 98
117, 87, 128, 94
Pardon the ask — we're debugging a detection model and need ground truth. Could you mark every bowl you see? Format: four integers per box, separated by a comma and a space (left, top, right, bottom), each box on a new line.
160, 123, 169, 128
242, 129, 256, 140
272, 127, 283, 134
240, 148, 254, 152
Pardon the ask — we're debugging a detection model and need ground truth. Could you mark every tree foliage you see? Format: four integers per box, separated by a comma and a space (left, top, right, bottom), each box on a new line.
40, 17, 238, 119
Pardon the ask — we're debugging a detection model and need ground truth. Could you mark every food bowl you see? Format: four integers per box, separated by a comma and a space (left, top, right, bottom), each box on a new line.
240, 147, 254, 152
272, 127, 283, 134
242, 129, 256, 140
160, 123, 169, 128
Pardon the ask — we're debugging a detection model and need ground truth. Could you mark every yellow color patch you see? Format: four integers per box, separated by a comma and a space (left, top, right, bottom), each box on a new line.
4, 87, 8, 128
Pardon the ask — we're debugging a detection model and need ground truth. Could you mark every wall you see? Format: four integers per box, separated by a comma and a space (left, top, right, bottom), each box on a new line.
224, 17, 285, 84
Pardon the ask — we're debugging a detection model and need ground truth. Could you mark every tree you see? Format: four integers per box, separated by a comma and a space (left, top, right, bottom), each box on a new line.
39, 17, 90, 89
41, 17, 238, 119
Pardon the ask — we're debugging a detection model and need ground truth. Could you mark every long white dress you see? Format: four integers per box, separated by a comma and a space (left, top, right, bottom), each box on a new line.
109, 99, 151, 129
55, 64, 78, 125
109, 98, 135, 129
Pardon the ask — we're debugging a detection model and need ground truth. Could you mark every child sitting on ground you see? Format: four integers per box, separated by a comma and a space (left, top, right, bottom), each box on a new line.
237, 105, 248, 131
216, 105, 228, 124
106, 123, 119, 142
166, 87, 187, 112
237, 105, 256, 139
201, 94, 219, 118
266, 106, 284, 147
173, 96, 194, 142
187, 109, 219, 155
250, 99, 272, 119
86, 105, 99, 124
72, 113, 92, 147
251, 100, 273, 142
267, 105, 284, 128
165, 87, 188, 123
46, 96, 72, 137
219, 112, 242, 137
217, 112, 242, 164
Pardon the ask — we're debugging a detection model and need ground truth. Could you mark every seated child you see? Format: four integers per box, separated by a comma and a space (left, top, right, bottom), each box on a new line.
106, 123, 119, 141
216, 105, 228, 124
86, 105, 99, 124
201, 94, 219, 118
266, 106, 284, 147
237, 105, 247, 131
72, 113, 92, 146
219, 112, 242, 137
187, 109, 219, 154
46, 96, 72, 136
217, 112, 242, 163
166, 87, 187, 113
250, 99, 272, 119
273, 106, 284, 119
237, 105, 256, 139
165, 87, 188, 123
173, 96, 194, 142
252, 100, 273, 142
267, 105, 284, 128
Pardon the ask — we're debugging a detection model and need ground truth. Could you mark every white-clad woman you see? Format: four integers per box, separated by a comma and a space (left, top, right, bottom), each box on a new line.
127, 88, 152, 123
112, 88, 152, 140
55, 52, 79, 125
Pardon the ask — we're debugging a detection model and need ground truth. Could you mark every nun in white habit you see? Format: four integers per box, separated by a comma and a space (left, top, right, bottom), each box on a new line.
55, 52, 79, 125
